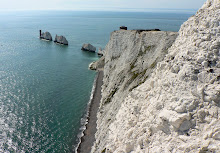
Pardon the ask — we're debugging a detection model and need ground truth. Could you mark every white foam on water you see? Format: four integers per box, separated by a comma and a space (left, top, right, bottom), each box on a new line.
74, 72, 98, 153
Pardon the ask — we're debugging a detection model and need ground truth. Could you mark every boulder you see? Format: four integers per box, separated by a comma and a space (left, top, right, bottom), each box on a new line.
81, 43, 96, 52
40, 31, 52, 41
54, 35, 68, 45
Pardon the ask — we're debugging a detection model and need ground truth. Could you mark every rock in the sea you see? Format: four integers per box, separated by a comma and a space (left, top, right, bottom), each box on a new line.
98, 48, 105, 56
81, 43, 96, 52
54, 35, 68, 45
40, 31, 52, 41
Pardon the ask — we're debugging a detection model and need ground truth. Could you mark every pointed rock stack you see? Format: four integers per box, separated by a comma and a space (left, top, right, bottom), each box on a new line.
98, 48, 105, 56
81, 44, 96, 52
54, 35, 68, 45
40, 31, 52, 41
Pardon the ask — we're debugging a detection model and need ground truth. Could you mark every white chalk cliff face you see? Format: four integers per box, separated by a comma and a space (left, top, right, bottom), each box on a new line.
91, 30, 177, 151
92, 0, 220, 152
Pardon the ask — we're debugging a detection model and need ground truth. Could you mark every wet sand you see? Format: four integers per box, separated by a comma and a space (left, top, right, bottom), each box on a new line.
77, 71, 103, 153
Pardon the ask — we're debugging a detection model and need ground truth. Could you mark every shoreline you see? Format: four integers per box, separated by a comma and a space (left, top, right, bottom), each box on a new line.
77, 71, 103, 153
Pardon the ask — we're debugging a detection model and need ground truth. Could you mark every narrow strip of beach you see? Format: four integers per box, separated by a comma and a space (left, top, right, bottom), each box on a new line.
77, 71, 103, 153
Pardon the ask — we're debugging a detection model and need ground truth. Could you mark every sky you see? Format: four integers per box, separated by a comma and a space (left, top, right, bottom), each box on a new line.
0, 0, 207, 11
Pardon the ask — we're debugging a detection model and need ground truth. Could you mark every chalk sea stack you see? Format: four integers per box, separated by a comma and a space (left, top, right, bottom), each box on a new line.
54, 35, 68, 45
40, 31, 52, 41
81, 43, 96, 52
98, 48, 105, 56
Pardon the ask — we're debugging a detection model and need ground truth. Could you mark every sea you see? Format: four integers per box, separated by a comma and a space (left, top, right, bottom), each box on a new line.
0, 10, 194, 152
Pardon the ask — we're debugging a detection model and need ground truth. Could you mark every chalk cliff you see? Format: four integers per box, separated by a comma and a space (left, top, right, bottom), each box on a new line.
92, 0, 220, 152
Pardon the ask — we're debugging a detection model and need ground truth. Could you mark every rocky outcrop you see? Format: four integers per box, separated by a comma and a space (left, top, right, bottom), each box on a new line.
40, 31, 52, 41
54, 35, 68, 45
92, 0, 220, 152
89, 56, 105, 71
81, 44, 96, 52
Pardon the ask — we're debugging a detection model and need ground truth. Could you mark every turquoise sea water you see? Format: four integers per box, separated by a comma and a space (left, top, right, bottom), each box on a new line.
0, 11, 193, 152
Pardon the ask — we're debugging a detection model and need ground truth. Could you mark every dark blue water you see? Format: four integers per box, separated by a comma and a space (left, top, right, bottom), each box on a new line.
0, 11, 193, 152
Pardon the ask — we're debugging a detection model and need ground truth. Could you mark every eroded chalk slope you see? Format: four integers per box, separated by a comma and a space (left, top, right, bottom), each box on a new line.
93, 0, 220, 152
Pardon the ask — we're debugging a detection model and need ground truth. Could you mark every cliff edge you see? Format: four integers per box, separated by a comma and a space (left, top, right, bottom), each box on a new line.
92, 0, 220, 152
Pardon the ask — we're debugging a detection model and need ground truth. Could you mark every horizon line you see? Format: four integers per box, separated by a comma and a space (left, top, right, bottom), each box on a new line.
0, 7, 197, 13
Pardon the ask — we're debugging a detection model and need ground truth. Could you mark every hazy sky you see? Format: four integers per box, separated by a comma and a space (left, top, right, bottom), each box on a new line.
0, 0, 207, 11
